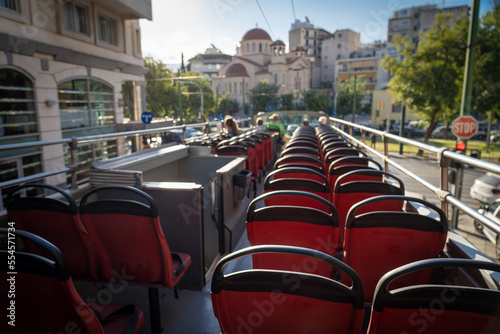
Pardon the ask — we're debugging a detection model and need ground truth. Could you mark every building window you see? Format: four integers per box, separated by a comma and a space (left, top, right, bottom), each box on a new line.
392, 22, 399, 31
98, 14, 117, 45
0, 0, 17, 11
338, 43, 341, 49
0, 69, 37, 138
58, 78, 115, 130
265, 44, 268, 53
274, 74, 278, 85
246, 43, 249, 53
402, 21, 409, 30
305, 31, 309, 37
252, 43, 256, 52
259, 43, 262, 52
64, 1, 88, 35
0, 68, 41, 210
338, 33, 342, 38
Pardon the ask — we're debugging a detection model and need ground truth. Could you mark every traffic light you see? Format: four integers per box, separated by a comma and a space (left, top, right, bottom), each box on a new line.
456, 141, 466, 153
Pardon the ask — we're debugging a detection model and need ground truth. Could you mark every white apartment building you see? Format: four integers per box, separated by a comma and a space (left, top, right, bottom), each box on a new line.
0, 0, 151, 200
388, 4, 469, 47
188, 46, 232, 79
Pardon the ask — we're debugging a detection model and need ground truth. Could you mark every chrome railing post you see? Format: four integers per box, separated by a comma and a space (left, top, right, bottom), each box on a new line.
382, 132, 389, 172
437, 147, 450, 219
70, 137, 78, 189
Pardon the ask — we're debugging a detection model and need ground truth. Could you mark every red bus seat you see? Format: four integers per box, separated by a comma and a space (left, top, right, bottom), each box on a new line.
327, 157, 382, 191
333, 170, 405, 246
6, 184, 100, 280
367, 258, 500, 334
280, 146, 321, 159
0, 229, 144, 334
274, 154, 325, 173
247, 190, 339, 276
264, 171, 330, 211
343, 196, 448, 302
79, 186, 191, 333
211, 245, 364, 334
269, 165, 327, 183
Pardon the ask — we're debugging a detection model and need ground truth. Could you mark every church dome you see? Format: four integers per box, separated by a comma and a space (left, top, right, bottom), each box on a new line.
225, 63, 249, 77
242, 28, 272, 41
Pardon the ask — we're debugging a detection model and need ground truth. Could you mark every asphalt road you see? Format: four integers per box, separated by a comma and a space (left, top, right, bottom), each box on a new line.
370, 152, 498, 262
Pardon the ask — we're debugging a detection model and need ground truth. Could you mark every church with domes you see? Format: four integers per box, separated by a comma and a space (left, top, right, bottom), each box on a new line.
212, 28, 309, 113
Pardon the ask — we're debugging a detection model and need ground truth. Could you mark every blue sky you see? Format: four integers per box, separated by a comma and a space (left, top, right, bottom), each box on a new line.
140, 0, 493, 65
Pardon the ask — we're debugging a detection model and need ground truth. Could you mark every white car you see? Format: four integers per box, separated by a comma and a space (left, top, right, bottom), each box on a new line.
474, 198, 500, 259
470, 173, 500, 205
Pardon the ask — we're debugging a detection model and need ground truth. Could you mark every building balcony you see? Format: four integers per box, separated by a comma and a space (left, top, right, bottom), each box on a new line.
108, 0, 152, 20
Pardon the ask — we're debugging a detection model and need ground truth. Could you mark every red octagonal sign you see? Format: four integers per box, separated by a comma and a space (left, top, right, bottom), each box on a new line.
452, 115, 478, 139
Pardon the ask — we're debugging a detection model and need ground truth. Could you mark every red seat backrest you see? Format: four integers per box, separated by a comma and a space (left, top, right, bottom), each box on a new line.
0, 229, 144, 334
79, 186, 190, 288
6, 184, 100, 280
211, 245, 364, 334
264, 172, 331, 212
343, 196, 448, 302
247, 191, 339, 277
367, 258, 500, 334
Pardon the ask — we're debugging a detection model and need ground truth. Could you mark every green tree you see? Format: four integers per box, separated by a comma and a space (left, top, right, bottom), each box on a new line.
383, 14, 468, 147
250, 81, 279, 112
219, 93, 240, 115
144, 57, 177, 117
279, 93, 294, 110
335, 75, 367, 119
183, 74, 215, 122
301, 89, 327, 111
474, 1, 500, 121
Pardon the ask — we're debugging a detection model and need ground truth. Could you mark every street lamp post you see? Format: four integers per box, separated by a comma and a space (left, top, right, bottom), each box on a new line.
176, 79, 204, 119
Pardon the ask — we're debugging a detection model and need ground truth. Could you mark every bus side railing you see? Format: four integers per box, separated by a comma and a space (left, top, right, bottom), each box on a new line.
331, 118, 500, 237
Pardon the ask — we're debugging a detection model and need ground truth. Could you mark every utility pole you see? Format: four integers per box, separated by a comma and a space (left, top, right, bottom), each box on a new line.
177, 70, 183, 123
399, 104, 406, 154
453, 0, 480, 229
351, 74, 357, 123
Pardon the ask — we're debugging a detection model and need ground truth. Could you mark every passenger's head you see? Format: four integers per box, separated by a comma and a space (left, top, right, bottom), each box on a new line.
256, 117, 263, 126
319, 116, 327, 125
302, 119, 309, 126
224, 115, 239, 130
272, 114, 280, 122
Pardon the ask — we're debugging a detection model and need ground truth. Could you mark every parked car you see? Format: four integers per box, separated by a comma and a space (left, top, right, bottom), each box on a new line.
474, 198, 500, 259
162, 128, 205, 143
491, 132, 500, 143
470, 173, 500, 205
431, 125, 457, 139
470, 124, 488, 141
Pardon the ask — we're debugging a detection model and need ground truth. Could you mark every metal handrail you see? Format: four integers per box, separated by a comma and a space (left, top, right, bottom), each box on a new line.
0, 119, 245, 190
331, 117, 500, 237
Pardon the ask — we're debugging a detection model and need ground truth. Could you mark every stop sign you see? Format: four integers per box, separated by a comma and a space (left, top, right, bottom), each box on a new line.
452, 115, 478, 139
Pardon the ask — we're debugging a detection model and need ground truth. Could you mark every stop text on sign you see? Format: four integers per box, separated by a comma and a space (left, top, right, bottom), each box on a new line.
451, 115, 478, 139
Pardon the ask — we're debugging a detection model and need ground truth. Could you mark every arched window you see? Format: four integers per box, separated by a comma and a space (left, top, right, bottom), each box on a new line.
58, 78, 116, 185
259, 43, 262, 52
252, 43, 255, 52
265, 44, 268, 53
0, 69, 37, 138
246, 43, 249, 53
58, 78, 115, 130
0, 68, 42, 210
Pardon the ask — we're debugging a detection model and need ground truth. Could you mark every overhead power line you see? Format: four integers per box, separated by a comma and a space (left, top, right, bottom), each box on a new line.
255, 0, 275, 39
291, 0, 296, 21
